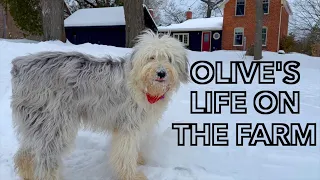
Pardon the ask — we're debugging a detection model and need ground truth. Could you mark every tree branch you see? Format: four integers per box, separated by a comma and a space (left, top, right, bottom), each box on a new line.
83, 0, 96, 7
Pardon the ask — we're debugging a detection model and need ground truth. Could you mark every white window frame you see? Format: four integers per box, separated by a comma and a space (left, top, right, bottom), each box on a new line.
173, 33, 189, 46
263, 0, 270, 14
213, 32, 221, 40
233, 27, 244, 46
262, 26, 268, 46
235, 0, 246, 16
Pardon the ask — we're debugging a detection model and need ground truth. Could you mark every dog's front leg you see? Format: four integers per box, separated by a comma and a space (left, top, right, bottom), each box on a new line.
110, 130, 147, 180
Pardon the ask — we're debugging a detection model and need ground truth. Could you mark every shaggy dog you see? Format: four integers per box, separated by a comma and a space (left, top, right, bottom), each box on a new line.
10, 30, 189, 180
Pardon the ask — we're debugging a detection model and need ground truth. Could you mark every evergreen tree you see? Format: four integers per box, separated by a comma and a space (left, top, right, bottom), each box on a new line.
0, 0, 42, 36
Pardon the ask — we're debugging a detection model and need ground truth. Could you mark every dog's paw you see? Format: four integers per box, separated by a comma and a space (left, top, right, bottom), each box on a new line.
137, 152, 146, 166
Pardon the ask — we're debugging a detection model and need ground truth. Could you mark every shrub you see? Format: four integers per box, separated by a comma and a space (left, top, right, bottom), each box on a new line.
280, 34, 296, 53
312, 44, 320, 57
245, 44, 254, 56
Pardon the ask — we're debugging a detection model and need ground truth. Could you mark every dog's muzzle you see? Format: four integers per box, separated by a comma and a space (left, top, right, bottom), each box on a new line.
155, 68, 167, 82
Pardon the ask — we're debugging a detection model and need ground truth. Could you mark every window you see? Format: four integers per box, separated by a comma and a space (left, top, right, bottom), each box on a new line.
236, 0, 245, 16
234, 28, 244, 46
173, 33, 189, 45
204, 33, 210, 42
262, 27, 267, 46
263, 0, 269, 14
213, 32, 221, 40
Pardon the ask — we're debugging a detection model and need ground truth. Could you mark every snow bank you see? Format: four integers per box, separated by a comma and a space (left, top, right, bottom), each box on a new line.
0, 38, 39, 44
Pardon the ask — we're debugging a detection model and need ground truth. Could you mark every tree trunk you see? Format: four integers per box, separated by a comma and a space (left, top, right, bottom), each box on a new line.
40, 0, 66, 42
254, 0, 263, 60
3, 2, 7, 38
206, 4, 212, 18
123, 0, 145, 48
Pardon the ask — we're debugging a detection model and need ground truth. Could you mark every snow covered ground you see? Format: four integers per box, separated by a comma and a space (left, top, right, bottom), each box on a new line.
0, 39, 319, 180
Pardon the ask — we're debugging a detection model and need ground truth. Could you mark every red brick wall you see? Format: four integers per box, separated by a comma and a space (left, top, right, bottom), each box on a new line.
222, 0, 290, 52
280, 7, 289, 37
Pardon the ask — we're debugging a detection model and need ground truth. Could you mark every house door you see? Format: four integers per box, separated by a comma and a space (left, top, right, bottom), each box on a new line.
201, 31, 211, 52
212, 31, 222, 51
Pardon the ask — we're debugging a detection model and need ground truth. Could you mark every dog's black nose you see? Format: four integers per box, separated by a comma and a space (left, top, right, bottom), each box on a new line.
157, 71, 166, 79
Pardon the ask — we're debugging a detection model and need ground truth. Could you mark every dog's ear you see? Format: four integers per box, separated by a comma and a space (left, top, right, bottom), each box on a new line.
126, 50, 137, 71
180, 54, 190, 83
175, 53, 190, 84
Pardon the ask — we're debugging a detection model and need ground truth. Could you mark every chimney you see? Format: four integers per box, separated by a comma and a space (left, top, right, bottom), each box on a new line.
186, 9, 192, 20
148, 9, 154, 18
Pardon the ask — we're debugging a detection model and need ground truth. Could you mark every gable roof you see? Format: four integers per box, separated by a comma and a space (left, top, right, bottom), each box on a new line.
282, 0, 293, 15
64, 5, 157, 27
158, 17, 223, 32
64, 6, 124, 27
219, 0, 293, 15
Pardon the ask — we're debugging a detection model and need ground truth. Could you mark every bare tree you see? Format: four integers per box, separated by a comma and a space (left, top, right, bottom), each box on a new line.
290, 0, 320, 38
64, 1, 72, 18
159, 0, 209, 25
123, 0, 145, 47
254, 0, 263, 60
143, 0, 165, 24
200, 0, 223, 18
74, 0, 110, 8
161, 0, 187, 25
194, 2, 209, 18
72, 0, 123, 9
64, 0, 79, 16
40, 0, 66, 42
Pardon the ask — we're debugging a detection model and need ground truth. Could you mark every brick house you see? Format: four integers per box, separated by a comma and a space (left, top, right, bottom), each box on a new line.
158, 0, 292, 52
221, 0, 292, 52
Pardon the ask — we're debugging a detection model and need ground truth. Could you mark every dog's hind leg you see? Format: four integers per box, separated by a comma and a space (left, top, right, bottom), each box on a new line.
110, 130, 147, 180
32, 121, 78, 180
18, 110, 78, 180
13, 129, 68, 180
14, 147, 35, 180
33, 151, 63, 180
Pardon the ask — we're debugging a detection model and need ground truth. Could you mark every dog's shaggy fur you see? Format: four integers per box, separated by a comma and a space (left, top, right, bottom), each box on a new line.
11, 30, 189, 180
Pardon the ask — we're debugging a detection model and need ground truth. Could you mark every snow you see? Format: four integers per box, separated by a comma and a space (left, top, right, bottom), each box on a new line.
0, 38, 39, 44
0, 39, 320, 180
158, 17, 223, 32
64, 6, 125, 27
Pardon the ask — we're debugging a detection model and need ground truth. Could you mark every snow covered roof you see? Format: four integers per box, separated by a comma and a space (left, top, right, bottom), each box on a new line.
158, 17, 223, 32
282, 0, 293, 15
64, 6, 125, 27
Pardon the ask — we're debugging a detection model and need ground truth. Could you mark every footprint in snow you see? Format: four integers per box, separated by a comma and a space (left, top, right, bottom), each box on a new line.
174, 166, 192, 175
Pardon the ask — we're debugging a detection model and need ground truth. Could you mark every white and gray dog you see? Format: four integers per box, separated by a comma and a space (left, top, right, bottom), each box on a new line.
10, 30, 189, 180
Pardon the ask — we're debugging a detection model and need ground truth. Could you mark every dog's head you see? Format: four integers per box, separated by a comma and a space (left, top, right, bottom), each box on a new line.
127, 30, 189, 102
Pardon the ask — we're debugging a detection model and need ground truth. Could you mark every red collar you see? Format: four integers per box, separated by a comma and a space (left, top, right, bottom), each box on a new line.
144, 87, 170, 104
146, 93, 165, 104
